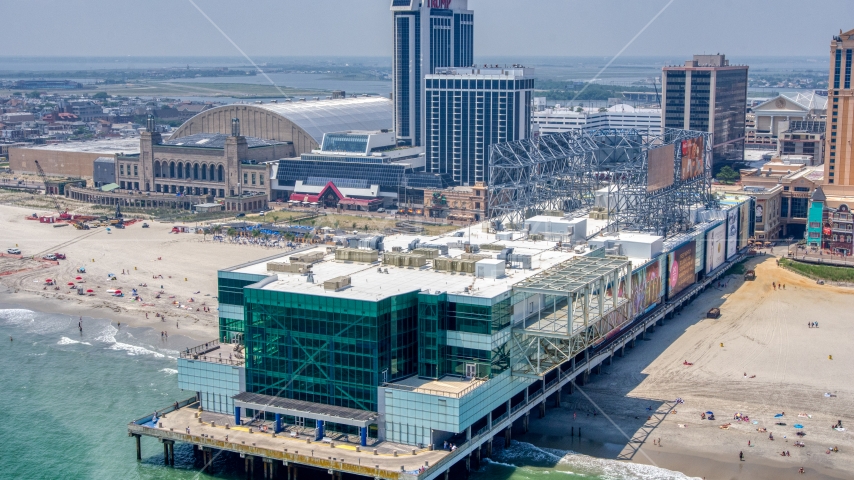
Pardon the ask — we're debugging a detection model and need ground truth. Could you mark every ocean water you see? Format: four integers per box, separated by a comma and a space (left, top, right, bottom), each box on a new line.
470, 441, 697, 480
0, 306, 695, 480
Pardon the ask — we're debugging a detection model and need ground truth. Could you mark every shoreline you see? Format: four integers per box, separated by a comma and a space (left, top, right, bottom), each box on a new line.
0, 287, 217, 343
517, 254, 854, 479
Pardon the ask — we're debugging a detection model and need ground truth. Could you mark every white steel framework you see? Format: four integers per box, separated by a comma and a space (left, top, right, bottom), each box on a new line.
488, 128, 716, 237
510, 255, 633, 377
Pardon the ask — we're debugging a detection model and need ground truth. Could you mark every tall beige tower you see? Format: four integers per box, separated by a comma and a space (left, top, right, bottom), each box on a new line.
824, 29, 854, 190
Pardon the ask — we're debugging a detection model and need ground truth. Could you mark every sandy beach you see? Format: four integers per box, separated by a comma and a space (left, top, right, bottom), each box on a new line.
519, 254, 854, 479
4, 201, 854, 478
0, 204, 291, 342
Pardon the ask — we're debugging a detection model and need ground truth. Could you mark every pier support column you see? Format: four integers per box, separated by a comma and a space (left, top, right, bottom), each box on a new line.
642, 328, 646, 340
133, 434, 141, 461
567, 381, 574, 394
555, 389, 561, 408
465, 454, 471, 473
475, 445, 481, 467
486, 438, 493, 458
619, 345, 625, 357
163, 442, 169, 465
631, 337, 636, 348
169, 441, 175, 466
539, 401, 546, 419
523, 412, 529, 433
444, 469, 450, 480
504, 426, 511, 445
606, 354, 613, 366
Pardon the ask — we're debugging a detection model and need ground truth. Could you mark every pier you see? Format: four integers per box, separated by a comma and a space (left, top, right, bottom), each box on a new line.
129, 253, 743, 479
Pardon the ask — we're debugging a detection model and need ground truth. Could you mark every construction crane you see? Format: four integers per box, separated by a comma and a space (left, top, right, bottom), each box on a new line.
33, 160, 71, 220
653, 77, 661, 108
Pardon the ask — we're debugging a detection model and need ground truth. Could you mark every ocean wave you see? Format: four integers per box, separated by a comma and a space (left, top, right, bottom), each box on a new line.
482, 458, 517, 469
160, 368, 178, 375
109, 342, 166, 358
493, 442, 699, 480
58, 337, 92, 346
94, 324, 118, 344
0, 308, 36, 326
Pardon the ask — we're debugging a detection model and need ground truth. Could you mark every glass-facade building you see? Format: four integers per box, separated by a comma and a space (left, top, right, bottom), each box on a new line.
391, 0, 474, 147
662, 54, 748, 167
425, 67, 534, 185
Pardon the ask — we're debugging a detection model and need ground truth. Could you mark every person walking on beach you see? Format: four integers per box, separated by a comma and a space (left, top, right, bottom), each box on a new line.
740, 451, 744, 461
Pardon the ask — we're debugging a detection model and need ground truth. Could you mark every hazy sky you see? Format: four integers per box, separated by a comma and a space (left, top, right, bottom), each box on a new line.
0, 0, 848, 59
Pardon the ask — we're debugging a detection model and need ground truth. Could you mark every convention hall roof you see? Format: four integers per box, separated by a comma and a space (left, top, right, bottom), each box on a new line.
169, 97, 393, 155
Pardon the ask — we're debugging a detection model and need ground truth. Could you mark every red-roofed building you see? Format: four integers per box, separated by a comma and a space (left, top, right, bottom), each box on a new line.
288, 181, 383, 211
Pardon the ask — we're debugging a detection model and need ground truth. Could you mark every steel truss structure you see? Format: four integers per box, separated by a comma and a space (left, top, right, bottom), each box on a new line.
488, 128, 716, 237
509, 256, 633, 377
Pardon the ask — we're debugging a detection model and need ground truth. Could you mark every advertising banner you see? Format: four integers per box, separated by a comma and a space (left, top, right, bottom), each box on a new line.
726, 208, 738, 259
668, 241, 697, 299
630, 256, 665, 317
647, 144, 675, 192
738, 201, 751, 249
694, 231, 705, 274
705, 224, 726, 273
680, 137, 704, 181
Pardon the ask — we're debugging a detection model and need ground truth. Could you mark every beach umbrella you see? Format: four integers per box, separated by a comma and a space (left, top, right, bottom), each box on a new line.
86, 289, 94, 293
774, 414, 784, 418
67, 282, 75, 286
75, 276, 82, 280
705, 411, 714, 415
45, 279, 52, 282
794, 424, 804, 429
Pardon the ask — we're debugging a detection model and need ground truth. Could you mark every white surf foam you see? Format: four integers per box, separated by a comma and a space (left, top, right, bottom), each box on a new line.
109, 342, 165, 358
160, 368, 178, 375
0, 308, 36, 326
493, 442, 700, 480
57, 337, 91, 346
94, 324, 118, 344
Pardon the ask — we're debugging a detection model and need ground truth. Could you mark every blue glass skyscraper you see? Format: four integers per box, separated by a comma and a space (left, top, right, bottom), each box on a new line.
391, 0, 474, 147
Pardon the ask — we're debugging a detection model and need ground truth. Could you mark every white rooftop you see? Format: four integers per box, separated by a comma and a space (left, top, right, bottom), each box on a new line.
229, 217, 658, 302
16, 138, 140, 155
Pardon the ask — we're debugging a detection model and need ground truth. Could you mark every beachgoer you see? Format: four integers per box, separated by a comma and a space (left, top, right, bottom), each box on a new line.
748, 440, 751, 447
739, 451, 744, 461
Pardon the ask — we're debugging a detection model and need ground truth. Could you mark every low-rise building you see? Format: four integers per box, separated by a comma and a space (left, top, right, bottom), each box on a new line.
532, 104, 662, 136
274, 130, 436, 211
777, 120, 825, 164
746, 92, 826, 147
737, 163, 824, 238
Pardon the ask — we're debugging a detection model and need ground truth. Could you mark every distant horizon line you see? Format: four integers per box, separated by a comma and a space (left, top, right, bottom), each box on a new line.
0, 54, 829, 59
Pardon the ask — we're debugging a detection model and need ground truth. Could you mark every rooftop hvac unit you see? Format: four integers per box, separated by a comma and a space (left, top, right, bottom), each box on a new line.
419, 243, 449, 255
323, 276, 351, 291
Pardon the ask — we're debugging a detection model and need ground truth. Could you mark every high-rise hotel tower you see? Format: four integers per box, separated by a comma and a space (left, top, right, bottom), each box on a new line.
824, 29, 854, 187
391, 0, 474, 147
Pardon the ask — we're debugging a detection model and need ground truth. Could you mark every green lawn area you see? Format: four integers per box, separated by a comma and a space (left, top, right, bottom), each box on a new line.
780, 258, 854, 282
